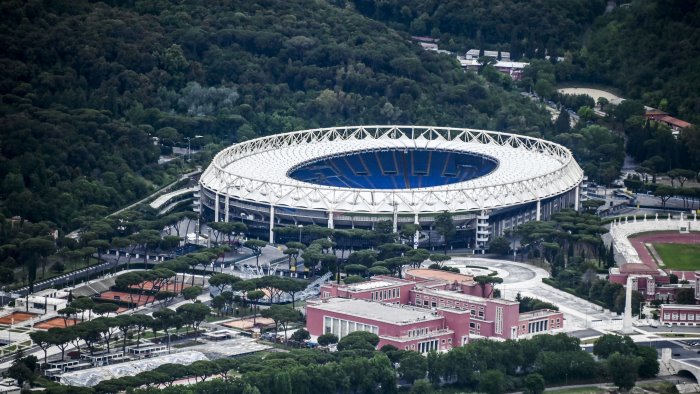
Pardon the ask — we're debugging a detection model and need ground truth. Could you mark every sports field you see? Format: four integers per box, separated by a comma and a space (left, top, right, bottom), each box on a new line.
654, 243, 700, 270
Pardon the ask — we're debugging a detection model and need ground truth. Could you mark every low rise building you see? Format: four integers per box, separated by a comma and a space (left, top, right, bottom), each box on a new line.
14, 295, 68, 315
659, 304, 700, 326
308, 269, 563, 351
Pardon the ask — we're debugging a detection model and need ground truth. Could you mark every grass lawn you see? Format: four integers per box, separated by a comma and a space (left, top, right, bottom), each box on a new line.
654, 243, 700, 270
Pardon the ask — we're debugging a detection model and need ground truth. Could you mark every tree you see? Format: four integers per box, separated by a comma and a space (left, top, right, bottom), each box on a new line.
182, 285, 203, 301
88, 239, 110, 265
554, 109, 570, 133
607, 352, 641, 392
29, 331, 53, 366
410, 380, 434, 394
7, 357, 36, 386
57, 307, 77, 327
116, 314, 134, 353
277, 278, 307, 309
337, 331, 380, 351
93, 303, 119, 316
246, 290, 265, 325
317, 333, 338, 346
479, 369, 506, 394
635, 346, 659, 379
290, 328, 310, 343
676, 288, 696, 304
211, 295, 226, 316
130, 229, 161, 264
488, 237, 511, 256
653, 185, 675, 208
398, 351, 427, 384
406, 248, 430, 268
434, 212, 455, 254
260, 305, 302, 342
130, 314, 153, 348
244, 239, 267, 271
48, 327, 76, 361
70, 297, 95, 321
524, 373, 545, 394
474, 275, 503, 298
428, 254, 451, 268
208, 273, 240, 294
176, 302, 211, 342
399, 224, 422, 245
593, 334, 637, 359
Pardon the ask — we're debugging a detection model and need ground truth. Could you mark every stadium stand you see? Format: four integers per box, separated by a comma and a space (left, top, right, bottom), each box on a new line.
289, 148, 497, 190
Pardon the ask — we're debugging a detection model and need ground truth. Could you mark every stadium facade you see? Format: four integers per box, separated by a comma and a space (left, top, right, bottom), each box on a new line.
198, 126, 583, 252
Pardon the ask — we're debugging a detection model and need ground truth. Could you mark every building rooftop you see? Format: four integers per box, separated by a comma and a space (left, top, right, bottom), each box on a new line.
519, 309, 561, 321
406, 268, 474, 283
308, 298, 442, 325
415, 287, 518, 306
660, 304, 700, 310
346, 280, 400, 291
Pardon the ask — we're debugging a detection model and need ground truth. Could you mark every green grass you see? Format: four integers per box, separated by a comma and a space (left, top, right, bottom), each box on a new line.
654, 243, 700, 270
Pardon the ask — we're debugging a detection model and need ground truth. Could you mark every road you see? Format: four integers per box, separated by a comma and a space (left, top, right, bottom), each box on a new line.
444, 257, 617, 332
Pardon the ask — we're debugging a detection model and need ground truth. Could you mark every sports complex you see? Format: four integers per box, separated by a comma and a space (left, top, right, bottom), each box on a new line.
198, 126, 583, 251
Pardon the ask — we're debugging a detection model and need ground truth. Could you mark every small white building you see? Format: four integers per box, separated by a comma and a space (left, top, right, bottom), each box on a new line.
15, 295, 68, 315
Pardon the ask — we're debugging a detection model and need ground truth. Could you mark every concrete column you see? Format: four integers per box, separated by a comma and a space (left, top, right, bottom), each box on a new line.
328, 211, 334, 229
574, 184, 580, 211
413, 213, 419, 249
224, 195, 230, 222
214, 192, 220, 222
622, 275, 634, 334
269, 205, 275, 244
536, 200, 541, 221
392, 207, 398, 234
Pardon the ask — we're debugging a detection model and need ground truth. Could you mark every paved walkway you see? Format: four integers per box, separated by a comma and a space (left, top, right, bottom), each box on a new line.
444, 257, 617, 332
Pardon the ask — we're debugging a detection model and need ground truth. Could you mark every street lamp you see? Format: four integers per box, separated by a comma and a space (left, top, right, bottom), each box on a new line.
185, 135, 203, 162
297, 224, 303, 243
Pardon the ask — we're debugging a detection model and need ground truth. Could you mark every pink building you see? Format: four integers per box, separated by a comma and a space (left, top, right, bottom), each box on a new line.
659, 304, 700, 326
308, 269, 563, 351
608, 267, 699, 302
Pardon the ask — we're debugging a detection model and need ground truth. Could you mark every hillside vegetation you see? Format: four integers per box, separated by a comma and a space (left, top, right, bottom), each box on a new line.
0, 0, 552, 229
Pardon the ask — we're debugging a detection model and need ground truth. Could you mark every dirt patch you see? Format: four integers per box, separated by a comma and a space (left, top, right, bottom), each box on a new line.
0, 312, 37, 325
222, 317, 275, 330
34, 317, 78, 329
557, 87, 622, 103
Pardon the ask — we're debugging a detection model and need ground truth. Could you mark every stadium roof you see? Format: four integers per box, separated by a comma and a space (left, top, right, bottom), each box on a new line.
200, 126, 583, 214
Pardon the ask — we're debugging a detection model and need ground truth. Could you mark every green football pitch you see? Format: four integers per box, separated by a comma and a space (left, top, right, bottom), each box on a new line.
653, 243, 700, 271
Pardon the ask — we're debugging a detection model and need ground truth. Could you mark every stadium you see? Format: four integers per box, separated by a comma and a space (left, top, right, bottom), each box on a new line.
198, 126, 583, 251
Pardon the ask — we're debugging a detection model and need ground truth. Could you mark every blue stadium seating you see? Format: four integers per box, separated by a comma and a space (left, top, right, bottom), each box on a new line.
288, 149, 497, 190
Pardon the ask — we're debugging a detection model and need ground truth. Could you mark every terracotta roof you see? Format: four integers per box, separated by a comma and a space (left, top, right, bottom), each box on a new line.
659, 115, 692, 128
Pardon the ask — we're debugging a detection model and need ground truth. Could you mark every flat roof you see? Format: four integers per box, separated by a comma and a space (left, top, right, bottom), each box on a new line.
308, 298, 442, 325
406, 268, 474, 283
519, 309, 561, 321
416, 287, 518, 306
660, 304, 700, 311
346, 280, 404, 291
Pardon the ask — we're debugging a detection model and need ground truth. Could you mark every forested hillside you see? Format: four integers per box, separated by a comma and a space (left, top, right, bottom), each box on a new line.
574, 0, 700, 123
355, 0, 700, 124
0, 0, 552, 230
350, 0, 607, 57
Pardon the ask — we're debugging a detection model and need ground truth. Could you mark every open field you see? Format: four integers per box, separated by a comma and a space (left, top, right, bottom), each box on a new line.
557, 87, 622, 103
654, 243, 700, 270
